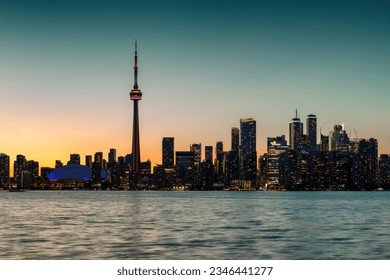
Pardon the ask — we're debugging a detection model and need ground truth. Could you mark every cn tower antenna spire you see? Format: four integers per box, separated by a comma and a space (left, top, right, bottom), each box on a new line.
133, 40, 138, 89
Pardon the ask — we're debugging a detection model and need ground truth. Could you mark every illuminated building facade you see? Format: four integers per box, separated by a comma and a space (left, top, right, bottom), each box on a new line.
289, 110, 302, 150
267, 135, 288, 185
162, 137, 174, 168
0, 153, 10, 187
306, 114, 317, 151
240, 118, 257, 183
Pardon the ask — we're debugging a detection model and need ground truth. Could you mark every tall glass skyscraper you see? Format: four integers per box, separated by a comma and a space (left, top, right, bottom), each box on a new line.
231, 127, 239, 151
289, 110, 302, 150
240, 118, 257, 182
306, 114, 317, 151
162, 137, 174, 168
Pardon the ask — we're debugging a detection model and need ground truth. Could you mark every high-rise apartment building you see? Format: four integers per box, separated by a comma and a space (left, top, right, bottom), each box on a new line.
215, 141, 224, 182
205, 146, 213, 163
306, 114, 317, 151
0, 153, 10, 187
14, 154, 26, 179
162, 137, 174, 168
190, 143, 202, 171
231, 127, 239, 151
240, 118, 257, 182
379, 154, 390, 187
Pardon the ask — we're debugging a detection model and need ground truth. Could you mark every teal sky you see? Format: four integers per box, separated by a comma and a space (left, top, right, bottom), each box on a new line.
0, 0, 389, 167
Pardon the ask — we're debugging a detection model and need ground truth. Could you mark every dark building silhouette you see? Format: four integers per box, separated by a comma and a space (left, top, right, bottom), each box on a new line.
108, 149, 119, 187
224, 150, 239, 186
240, 118, 257, 183
55, 160, 63, 169
176, 151, 195, 184
141, 160, 151, 176
0, 153, 10, 187
289, 110, 302, 150
85, 155, 92, 168
14, 155, 27, 187
306, 114, 317, 151
92, 152, 103, 184
215, 141, 224, 182
319, 133, 329, 151
205, 146, 213, 163
379, 154, 390, 188
356, 138, 378, 187
162, 137, 174, 168
200, 160, 214, 187
27, 160, 39, 185
108, 149, 117, 164
40, 167, 54, 185
231, 127, 239, 151
69, 154, 80, 165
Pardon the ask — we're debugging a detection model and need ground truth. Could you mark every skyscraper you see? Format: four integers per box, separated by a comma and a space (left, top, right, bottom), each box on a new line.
306, 114, 317, 151
379, 154, 390, 187
240, 118, 257, 183
231, 127, 239, 151
215, 141, 224, 182
329, 124, 350, 152
129, 41, 143, 187
108, 149, 117, 164
69, 154, 80, 165
162, 137, 174, 168
205, 146, 213, 163
85, 155, 92, 168
267, 135, 289, 185
92, 152, 103, 183
190, 143, 202, 180
14, 155, 27, 187
0, 153, 10, 187
289, 110, 302, 150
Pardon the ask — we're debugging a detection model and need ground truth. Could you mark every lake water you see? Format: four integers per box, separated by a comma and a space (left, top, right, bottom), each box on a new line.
0, 191, 389, 259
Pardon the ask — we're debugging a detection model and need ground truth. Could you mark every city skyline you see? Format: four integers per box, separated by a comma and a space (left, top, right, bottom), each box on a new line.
1, 0, 389, 172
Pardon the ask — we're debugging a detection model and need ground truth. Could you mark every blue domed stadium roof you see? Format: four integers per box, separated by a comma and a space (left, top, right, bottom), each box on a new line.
47, 164, 92, 181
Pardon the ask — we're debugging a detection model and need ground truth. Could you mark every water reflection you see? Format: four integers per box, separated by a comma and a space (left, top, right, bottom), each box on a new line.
0, 191, 389, 259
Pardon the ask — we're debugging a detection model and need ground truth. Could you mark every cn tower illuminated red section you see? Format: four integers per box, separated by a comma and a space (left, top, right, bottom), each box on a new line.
130, 41, 142, 187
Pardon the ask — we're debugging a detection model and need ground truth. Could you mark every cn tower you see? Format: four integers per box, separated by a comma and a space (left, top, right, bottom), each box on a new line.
129, 41, 142, 187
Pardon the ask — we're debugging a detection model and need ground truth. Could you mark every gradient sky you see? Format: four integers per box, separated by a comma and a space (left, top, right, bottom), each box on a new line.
1, 0, 389, 173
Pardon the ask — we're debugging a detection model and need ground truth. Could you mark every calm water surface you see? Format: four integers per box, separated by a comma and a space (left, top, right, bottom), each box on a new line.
0, 191, 389, 259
